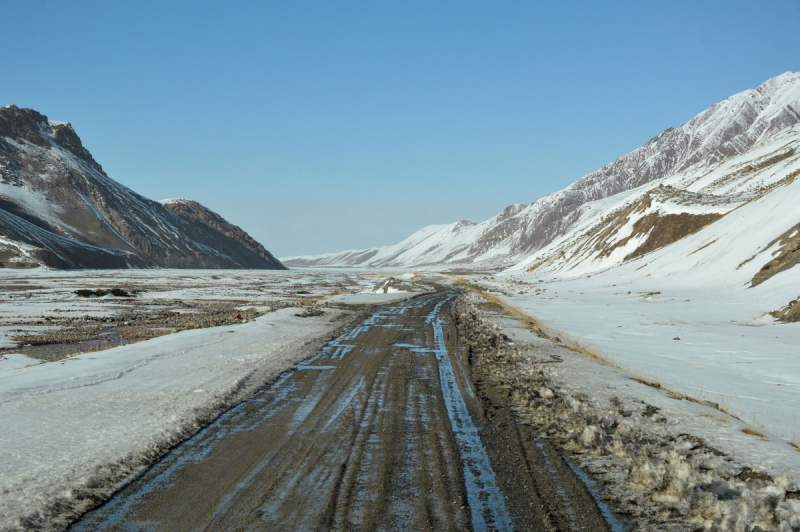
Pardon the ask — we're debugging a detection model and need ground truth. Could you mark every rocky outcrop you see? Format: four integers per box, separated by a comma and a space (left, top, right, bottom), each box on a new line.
160, 199, 285, 269
752, 219, 800, 287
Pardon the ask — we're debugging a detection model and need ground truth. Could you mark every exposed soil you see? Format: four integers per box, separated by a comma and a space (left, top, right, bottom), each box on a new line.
622, 211, 723, 261
5, 300, 266, 362
73, 288, 133, 298
753, 221, 800, 288
70, 289, 614, 532
591, 189, 724, 262
772, 296, 800, 323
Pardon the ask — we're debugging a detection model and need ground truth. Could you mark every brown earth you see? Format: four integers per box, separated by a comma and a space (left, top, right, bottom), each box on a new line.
622, 211, 723, 261
771, 297, 800, 323
70, 289, 615, 532
594, 189, 725, 262
752, 220, 800, 287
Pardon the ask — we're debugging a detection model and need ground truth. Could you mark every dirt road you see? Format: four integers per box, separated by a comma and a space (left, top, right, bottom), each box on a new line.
71, 289, 615, 531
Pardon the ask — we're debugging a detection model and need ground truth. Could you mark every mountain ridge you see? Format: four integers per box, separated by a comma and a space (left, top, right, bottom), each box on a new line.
283, 71, 800, 271
0, 106, 285, 270
159, 198, 283, 267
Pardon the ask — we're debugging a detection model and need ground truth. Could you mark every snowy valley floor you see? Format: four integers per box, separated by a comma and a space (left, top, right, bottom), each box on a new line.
453, 287, 800, 531
472, 271, 800, 454
2, 268, 800, 531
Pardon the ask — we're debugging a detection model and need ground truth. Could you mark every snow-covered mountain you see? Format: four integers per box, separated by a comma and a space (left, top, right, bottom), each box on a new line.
0, 105, 285, 269
283, 72, 800, 271
511, 122, 800, 285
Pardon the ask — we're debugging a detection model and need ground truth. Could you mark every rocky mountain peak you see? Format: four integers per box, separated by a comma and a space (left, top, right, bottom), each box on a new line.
0, 105, 103, 172
453, 220, 478, 232
0, 107, 285, 270
0, 105, 51, 148
49, 121, 102, 171
495, 204, 527, 223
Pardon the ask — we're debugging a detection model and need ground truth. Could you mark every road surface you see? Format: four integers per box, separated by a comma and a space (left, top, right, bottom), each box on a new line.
71, 289, 614, 531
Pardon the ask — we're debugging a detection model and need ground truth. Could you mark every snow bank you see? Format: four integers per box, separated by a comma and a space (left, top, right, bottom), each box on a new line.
486, 267, 800, 446
0, 354, 40, 372
458, 292, 800, 531
0, 307, 349, 531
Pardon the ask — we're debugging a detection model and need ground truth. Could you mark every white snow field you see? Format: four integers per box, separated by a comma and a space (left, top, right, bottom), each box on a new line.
0, 353, 39, 372
498, 264, 800, 432
460, 290, 800, 531
480, 264, 800, 456
0, 269, 417, 531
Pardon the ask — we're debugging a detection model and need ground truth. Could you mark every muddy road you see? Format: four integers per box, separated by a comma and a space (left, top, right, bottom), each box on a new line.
71, 289, 615, 532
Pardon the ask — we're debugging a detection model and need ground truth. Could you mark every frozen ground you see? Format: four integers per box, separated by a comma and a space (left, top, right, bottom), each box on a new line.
0, 268, 387, 362
4, 265, 798, 530
458, 291, 800, 530
0, 353, 39, 372
460, 266, 800, 481
467, 265, 800, 459
0, 269, 421, 532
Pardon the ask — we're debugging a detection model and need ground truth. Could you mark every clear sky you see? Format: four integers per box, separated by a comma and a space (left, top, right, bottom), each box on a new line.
1, 1, 798, 256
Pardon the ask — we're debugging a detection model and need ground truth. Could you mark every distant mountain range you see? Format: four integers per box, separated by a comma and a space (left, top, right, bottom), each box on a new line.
283, 72, 800, 279
0, 105, 284, 269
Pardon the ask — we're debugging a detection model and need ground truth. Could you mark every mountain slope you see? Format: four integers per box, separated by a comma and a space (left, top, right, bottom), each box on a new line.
283, 71, 800, 270
509, 123, 800, 281
159, 199, 284, 268
0, 105, 285, 269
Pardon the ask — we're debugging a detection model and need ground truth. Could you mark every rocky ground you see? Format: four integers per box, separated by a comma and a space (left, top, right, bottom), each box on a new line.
9, 299, 266, 362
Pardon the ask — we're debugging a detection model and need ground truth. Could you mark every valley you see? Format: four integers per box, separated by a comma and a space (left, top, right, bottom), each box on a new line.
3, 70, 800, 531
4, 272, 798, 531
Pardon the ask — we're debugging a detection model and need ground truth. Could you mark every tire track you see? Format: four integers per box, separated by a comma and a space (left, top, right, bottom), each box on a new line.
71, 289, 614, 532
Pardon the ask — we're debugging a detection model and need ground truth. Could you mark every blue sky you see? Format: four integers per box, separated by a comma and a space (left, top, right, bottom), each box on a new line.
1, 1, 798, 256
